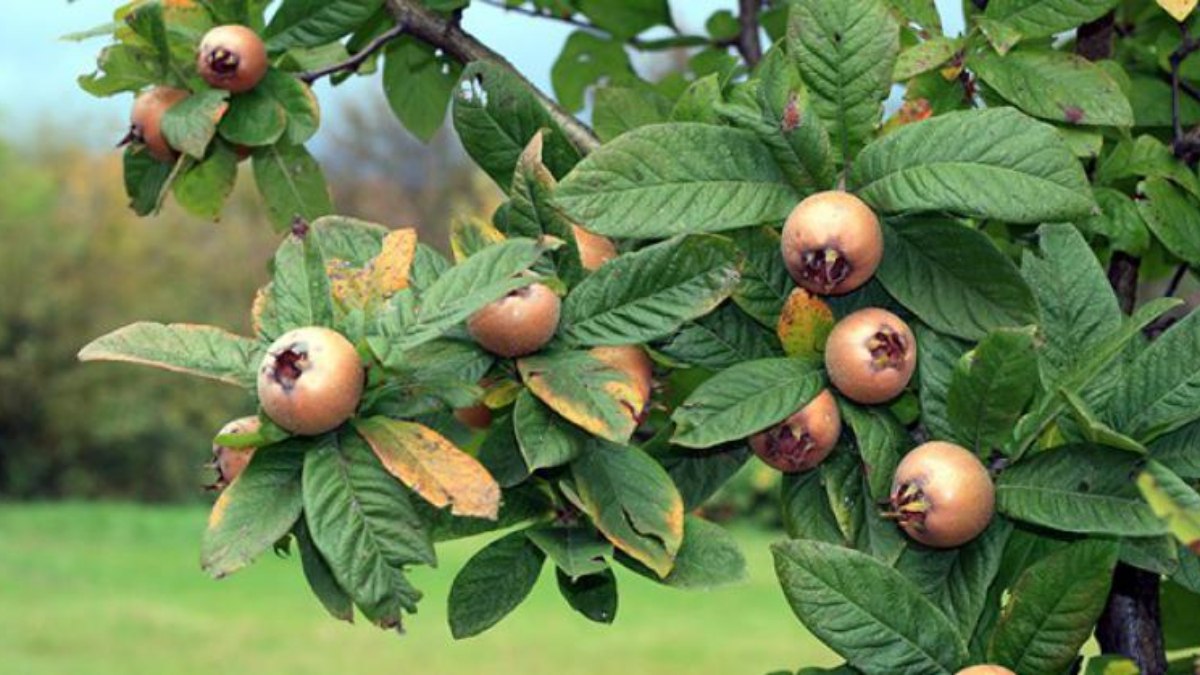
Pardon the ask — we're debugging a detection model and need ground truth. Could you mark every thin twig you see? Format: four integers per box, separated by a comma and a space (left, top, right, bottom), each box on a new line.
736, 0, 763, 67
298, 24, 406, 84
1169, 25, 1200, 148
475, 0, 710, 51
1165, 264, 1189, 298
385, 0, 600, 154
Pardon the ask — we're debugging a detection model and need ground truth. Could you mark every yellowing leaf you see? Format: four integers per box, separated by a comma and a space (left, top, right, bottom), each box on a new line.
519, 352, 639, 443
326, 258, 372, 311
369, 228, 417, 297
450, 216, 506, 263
1158, 0, 1198, 22
354, 417, 501, 520
776, 289, 834, 360
1138, 467, 1200, 553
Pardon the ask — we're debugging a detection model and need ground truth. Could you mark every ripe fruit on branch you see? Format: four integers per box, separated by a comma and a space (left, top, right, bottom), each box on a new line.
824, 307, 916, 404
955, 667, 1016, 675
257, 327, 364, 436
590, 344, 654, 418
573, 225, 617, 271
889, 441, 995, 548
198, 25, 268, 93
468, 283, 561, 358
781, 191, 883, 295
749, 389, 841, 472
126, 86, 189, 162
209, 416, 260, 490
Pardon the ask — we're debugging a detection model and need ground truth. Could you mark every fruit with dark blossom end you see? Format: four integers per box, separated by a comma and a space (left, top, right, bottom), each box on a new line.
781, 191, 883, 296
467, 283, 561, 358
824, 307, 916, 404
198, 25, 268, 93
749, 389, 841, 472
209, 416, 260, 489
257, 327, 364, 436
126, 87, 189, 162
889, 441, 995, 548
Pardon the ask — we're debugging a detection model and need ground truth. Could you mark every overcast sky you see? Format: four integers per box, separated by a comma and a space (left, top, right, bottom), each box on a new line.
0, 0, 965, 148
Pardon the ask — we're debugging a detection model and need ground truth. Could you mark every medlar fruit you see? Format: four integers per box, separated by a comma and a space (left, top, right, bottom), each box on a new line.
955, 667, 1016, 675
824, 307, 916, 404
257, 326, 364, 436
198, 25, 268, 93
209, 416, 260, 490
126, 86, 189, 162
889, 441, 995, 548
467, 283, 561, 358
574, 225, 617, 271
749, 389, 842, 472
781, 191, 883, 295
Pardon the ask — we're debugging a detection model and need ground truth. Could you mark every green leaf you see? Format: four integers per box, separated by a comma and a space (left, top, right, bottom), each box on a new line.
383, 36, 461, 142
554, 123, 799, 238
293, 519, 354, 622
255, 232, 334, 337
618, 515, 748, 589
78, 43, 159, 97
475, 414, 530, 489
1095, 136, 1200, 200
1110, 308, 1200, 442
896, 520, 1011, 642
453, 61, 581, 190
252, 143, 333, 231
448, 530, 545, 639
1150, 421, 1200, 480
517, 350, 639, 444
1138, 461, 1200, 554
220, 87, 287, 147
1138, 177, 1200, 266
570, 440, 685, 578
551, 31, 634, 114
651, 441, 752, 511
876, 218, 1039, 341
947, 328, 1039, 453
970, 49, 1132, 127
773, 539, 968, 674
1063, 390, 1148, 454
787, 0, 900, 160
671, 358, 823, 449
201, 440, 305, 577
916, 326, 968, 443
729, 226, 794, 328
1081, 188, 1151, 255
559, 235, 740, 346
525, 524, 612, 580
260, 69, 321, 145
1021, 223, 1124, 388
264, 0, 385, 51
850, 108, 1096, 223
303, 432, 433, 628
78, 322, 259, 388
507, 133, 586, 285
841, 403, 907, 501
996, 445, 1167, 536
576, 0, 669, 39
311, 215, 389, 265
981, 0, 1122, 51
657, 303, 783, 370
894, 37, 960, 81
512, 389, 587, 471
781, 469, 846, 544
161, 89, 230, 159
556, 568, 618, 624
123, 146, 174, 216
670, 74, 723, 124
173, 143, 238, 219
592, 85, 673, 142
987, 540, 1120, 674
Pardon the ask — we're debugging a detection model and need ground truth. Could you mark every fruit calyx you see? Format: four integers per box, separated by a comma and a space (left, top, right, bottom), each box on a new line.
269, 347, 306, 390
867, 326, 909, 370
205, 46, 241, 75
797, 248, 851, 294
886, 481, 930, 530
756, 424, 819, 469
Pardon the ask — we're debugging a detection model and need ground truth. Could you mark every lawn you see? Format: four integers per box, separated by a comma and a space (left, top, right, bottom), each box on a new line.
0, 503, 837, 675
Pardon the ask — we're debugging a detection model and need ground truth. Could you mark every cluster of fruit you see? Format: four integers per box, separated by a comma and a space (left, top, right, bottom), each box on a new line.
762, 190, 996, 551
123, 24, 267, 162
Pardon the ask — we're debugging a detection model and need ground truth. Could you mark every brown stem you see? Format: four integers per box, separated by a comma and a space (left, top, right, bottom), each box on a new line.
384, 0, 600, 154
298, 24, 406, 84
1096, 564, 1168, 675
737, 0, 763, 67
1107, 252, 1141, 315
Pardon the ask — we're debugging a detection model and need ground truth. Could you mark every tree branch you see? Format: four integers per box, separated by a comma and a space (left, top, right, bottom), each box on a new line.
1169, 24, 1200, 162
385, 0, 600, 154
736, 0, 763, 67
298, 24, 406, 84
1097, 565, 1168, 675
1076, 12, 1115, 62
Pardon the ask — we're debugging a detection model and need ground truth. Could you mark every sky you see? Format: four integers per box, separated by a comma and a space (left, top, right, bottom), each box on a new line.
0, 0, 965, 148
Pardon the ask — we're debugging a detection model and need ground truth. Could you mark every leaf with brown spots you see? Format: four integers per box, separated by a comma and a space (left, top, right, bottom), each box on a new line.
78, 322, 260, 389
518, 351, 640, 443
326, 257, 372, 311
570, 440, 684, 578
354, 417, 501, 520
369, 228, 417, 297
776, 289, 835, 361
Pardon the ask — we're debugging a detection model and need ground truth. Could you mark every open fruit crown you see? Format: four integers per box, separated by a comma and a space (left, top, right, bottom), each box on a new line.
74, 0, 1200, 671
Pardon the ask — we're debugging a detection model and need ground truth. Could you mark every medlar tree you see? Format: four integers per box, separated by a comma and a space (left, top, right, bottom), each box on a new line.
72, 0, 1200, 673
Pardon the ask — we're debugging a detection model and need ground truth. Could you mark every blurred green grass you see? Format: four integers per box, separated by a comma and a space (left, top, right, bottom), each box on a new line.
0, 503, 837, 675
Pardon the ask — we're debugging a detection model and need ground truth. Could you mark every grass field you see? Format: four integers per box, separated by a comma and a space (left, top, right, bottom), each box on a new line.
0, 503, 837, 675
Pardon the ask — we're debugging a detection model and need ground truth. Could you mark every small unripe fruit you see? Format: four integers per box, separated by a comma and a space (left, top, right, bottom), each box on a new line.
781, 191, 883, 295
468, 283, 561, 358
955, 667, 1016, 675
209, 416, 260, 490
127, 86, 189, 162
198, 25, 268, 93
890, 441, 994, 548
257, 327, 364, 436
749, 389, 841, 472
454, 404, 493, 430
590, 345, 654, 417
574, 225, 617, 271
824, 308, 916, 404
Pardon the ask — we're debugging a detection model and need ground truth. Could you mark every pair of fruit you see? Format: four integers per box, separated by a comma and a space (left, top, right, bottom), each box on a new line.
126, 25, 267, 162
